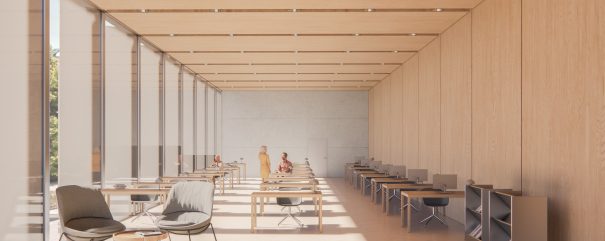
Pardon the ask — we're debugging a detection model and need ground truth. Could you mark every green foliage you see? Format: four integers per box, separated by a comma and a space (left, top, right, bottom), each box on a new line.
50, 47, 59, 179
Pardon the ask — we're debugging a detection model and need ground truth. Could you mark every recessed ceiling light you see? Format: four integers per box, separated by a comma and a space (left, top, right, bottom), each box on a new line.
169, 33, 175, 37
189, 51, 194, 54
294, 33, 298, 37
410, 33, 417, 36
140, 9, 147, 13
367, 8, 374, 12
394, 50, 399, 53
292, 9, 297, 12
354, 33, 360, 36
435, 8, 443, 12
346, 51, 351, 53
214, 9, 219, 13
229, 33, 234, 37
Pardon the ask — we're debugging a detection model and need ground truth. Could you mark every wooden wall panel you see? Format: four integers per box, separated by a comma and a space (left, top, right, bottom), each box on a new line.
374, 82, 383, 162
389, 68, 404, 166
471, 0, 522, 190
368, 88, 375, 159
382, 76, 392, 164
522, 0, 605, 240
402, 55, 419, 168
418, 38, 442, 179
440, 13, 472, 223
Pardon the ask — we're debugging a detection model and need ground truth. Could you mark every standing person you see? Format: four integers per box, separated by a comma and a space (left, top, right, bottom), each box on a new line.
259, 145, 271, 182
277, 152, 293, 174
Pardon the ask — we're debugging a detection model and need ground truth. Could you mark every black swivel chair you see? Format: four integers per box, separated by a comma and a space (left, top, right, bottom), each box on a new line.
419, 188, 449, 226
276, 187, 304, 227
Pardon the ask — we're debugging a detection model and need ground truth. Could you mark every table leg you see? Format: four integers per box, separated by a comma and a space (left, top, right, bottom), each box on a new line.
406, 196, 412, 232
260, 196, 264, 215
314, 197, 318, 214
230, 171, 234, 188
221, 175, 225, 194
401, 195, 405, 227
251, 196, 256, 233
382, 187, 387, 212
244, 165, 247, 180
319, 195, 323, 233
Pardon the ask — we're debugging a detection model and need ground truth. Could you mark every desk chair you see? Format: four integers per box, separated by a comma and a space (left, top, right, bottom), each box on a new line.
56, 185, 126, 241
130, 185, 160, 222
276, 187, 304, 227
419, 188, 449, 226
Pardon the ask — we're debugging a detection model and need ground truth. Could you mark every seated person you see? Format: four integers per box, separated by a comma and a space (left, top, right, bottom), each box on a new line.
276, 152, 293, 174
212, 154, 223, 168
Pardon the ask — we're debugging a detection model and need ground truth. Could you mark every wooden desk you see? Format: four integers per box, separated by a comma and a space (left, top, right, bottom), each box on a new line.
346, 166, 371, 184
250, 191, 323, 233
198, 168, 235, 189
264, 176, 316, 182
358, 173, 389, 193
190, 171, 229, 193
131, 181, 175, 189
352, 170, 379, 189
161, 175, 222, 194
260, 181, 318, 192
369, 178, 410, 202
381, 183, 433, 213
101, 188, 170, 208
228, 162, 247, 181
400, 190, 464, 232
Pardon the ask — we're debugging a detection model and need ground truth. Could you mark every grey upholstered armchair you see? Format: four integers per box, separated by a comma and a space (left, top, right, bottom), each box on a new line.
56, 185, 125, 241
155, 181, 217, 241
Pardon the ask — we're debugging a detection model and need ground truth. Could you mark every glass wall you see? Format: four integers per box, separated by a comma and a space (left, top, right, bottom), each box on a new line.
59, 0, 101, 186
139, 42, 161, 179
0, 0, 47, 240
104, 19, 137, 183
181, 72, 195, 173
207, 87, 216, 156
196, 81, 207, 168
164, 59, 180, 177
216, 92, 223, 155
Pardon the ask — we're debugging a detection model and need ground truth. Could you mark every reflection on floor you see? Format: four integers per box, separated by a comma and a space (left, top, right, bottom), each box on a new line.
51, 178, 464, 241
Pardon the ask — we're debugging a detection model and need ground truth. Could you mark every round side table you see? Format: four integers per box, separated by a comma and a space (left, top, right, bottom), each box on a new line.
113, 230, 169, 241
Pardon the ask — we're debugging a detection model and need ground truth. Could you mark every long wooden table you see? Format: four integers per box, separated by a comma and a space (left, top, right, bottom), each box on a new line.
352, 170, 379, 189
400, 190, 464, 232
346, 166, 372, 184
358, 173, 389, 194
161, 175, 223, 194
251, 191, 323, 233
369, 178, 410, 202
228, 162, 247, 181
381, 183, 433, 213
101, 188, 170, 208
260, 181, 319, 192
197, 168, 235, 189
264, 176, 316, 182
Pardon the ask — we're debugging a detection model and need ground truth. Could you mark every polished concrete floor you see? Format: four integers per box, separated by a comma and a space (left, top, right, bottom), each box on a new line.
112, 177, 465, 241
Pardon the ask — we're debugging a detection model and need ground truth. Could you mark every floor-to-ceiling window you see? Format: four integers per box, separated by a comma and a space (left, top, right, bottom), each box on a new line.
104, 18, 137, 184
0, 0, 48, 240
139, 41, 162, 179
181, 71, 195, 173
164, 58, 181, 177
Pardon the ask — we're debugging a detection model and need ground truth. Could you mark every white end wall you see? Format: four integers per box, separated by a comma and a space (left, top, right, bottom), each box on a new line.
222, 91, 368, 178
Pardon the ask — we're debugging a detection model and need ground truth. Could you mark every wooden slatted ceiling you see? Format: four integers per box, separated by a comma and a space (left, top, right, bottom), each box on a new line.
91, 0, 482, 11
89, 0, 480, 90
145, 35, 435, 52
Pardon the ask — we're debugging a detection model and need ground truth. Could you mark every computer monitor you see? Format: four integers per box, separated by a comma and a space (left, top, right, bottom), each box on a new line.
433, 174, 458, 191
407, 169, 428, 183
389, 165, 406, 178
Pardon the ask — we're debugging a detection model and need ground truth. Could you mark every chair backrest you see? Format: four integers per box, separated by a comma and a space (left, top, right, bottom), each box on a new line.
276, 187, 303, 206
163, 181, 215, 216
420, 188, 450, 206
56, 185, 113, 226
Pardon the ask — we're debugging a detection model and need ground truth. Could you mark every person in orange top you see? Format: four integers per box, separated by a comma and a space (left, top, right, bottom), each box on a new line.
259, 146, 271, 182
277, 152, 293, 174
